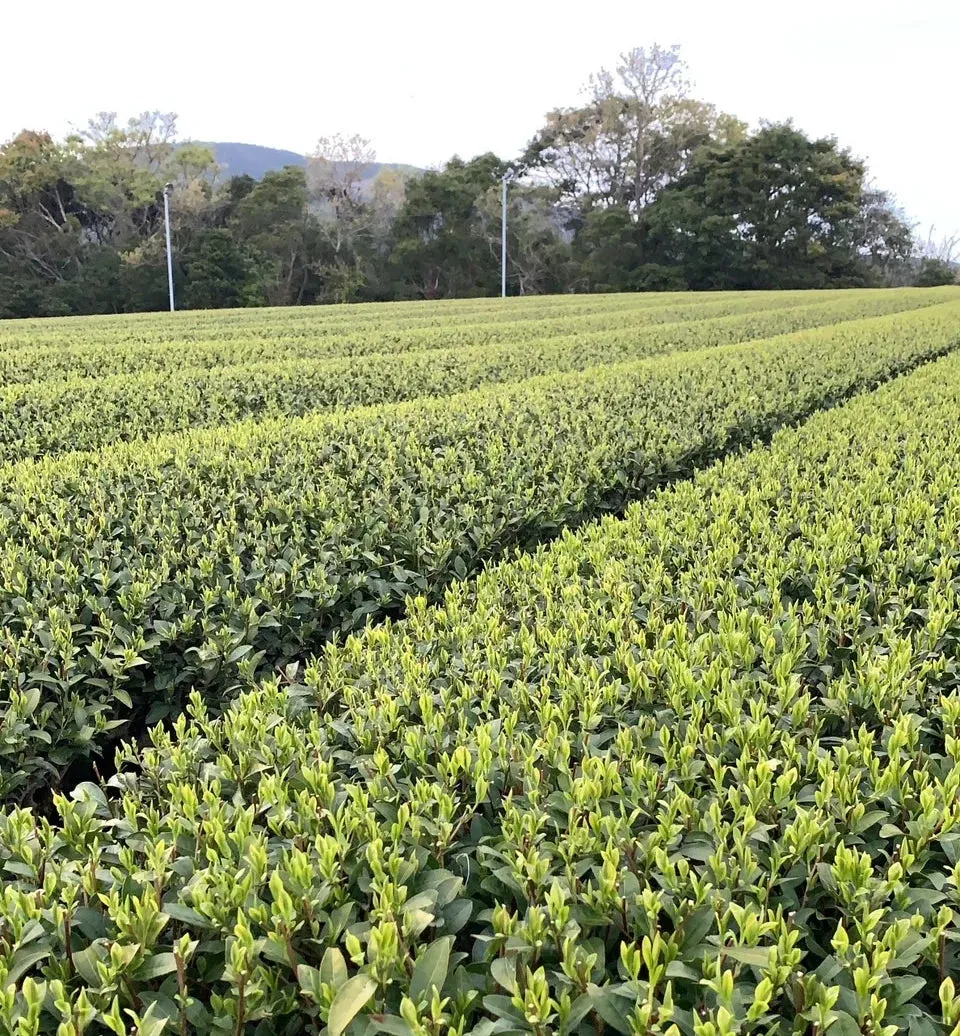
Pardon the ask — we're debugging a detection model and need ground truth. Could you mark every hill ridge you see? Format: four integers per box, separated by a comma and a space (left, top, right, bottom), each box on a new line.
199, 141, 421, 184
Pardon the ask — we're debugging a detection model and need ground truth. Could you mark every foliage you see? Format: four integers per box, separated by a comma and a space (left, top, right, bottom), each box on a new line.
474, 181, 571, 296
523, 44, 746, 214
227, 168, 320, 306
0, 285, 890, 378
0, 290, 950, 462
0, 295, 958, 801
918, 258, 958, 288
386, 154, 508, 300
638, 124, 914, 290
855, 187, 916, 285
6, 343, 960, 1030
0, 115, 224, 319
1, 43, 941, 315
181, 229, 264, 310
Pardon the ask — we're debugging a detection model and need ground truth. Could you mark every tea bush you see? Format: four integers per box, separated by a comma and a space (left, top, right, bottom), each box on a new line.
5, 348, 960, 1032
0, 291, 950, 462
0, 289, 951, 388
2, 302, 959, 801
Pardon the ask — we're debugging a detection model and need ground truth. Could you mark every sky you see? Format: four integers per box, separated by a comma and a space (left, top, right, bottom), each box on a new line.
2, 0, 956, 244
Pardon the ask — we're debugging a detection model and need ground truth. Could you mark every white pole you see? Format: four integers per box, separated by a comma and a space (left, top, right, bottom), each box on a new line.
163, 183, 175, 312
501, 174, 508, 298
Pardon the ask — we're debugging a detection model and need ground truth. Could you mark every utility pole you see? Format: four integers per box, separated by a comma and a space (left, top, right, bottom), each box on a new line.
162, 182, 175, 312
501, 169, 514, 298
503, 173, 509, 296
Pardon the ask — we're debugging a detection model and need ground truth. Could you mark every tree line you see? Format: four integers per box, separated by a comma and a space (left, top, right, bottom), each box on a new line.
1, 45, 956, 318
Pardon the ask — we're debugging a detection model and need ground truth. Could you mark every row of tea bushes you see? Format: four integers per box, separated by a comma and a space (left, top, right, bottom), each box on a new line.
1, 302, 958, 800
5, 346, 960, 1032
1, 290, 955, 386
0, 288, 860, 352
0, 293, 952, 461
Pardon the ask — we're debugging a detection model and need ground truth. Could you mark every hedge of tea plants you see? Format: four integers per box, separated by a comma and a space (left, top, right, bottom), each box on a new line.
1, 300, 959, 804
0, 290, 951, 461
2, 288, 949, 389
1, 289, 960, 1033
0, 288, 856, 352
6, 343, 960, 1033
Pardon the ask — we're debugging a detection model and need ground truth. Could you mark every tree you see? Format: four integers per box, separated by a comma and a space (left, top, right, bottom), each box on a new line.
523, 44, 745, 214
72, 112, 216, 248
920, 227, 960, 265
387, 154, 508, 298
0, 131, 92, 314
640, 123, 897, 289
917, 257, 957, 286
306, 134, 379, 302
0, 112, 222, 316
230, 167, 319, 306
208, 175, 257, 229
475, 181, 571, 295
854, 186, 915, 285
182, 228, 262, 309
308, 134, 375, 242
570, 206, 683, 292
368, 168, 406, 236
0, 81, 935, 315
81, 111, 178, 167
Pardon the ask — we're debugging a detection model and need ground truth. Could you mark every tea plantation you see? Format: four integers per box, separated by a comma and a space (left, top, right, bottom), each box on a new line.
2, 287, 960, 1035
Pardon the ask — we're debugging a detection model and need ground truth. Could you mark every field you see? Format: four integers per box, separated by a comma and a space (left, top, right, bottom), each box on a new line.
2, 287, 960, 1035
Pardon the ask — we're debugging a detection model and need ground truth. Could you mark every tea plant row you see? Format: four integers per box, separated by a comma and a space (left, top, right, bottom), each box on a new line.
5, 344, 960, 1033
0, 292, 949, 462
0, 289, 865, 353
1, 301, 958, 802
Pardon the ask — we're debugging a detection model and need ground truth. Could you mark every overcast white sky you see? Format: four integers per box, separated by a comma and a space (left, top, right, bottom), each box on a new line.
2, 0, 956, 241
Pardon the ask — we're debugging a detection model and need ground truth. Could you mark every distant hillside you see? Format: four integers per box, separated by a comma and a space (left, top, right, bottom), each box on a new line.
208, 142, 306, 179
202, 142, 421, 187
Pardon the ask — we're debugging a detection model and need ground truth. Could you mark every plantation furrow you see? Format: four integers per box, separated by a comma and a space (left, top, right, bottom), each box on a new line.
7, 338, 960, 1032
1, 300, 958, 802
0, 292, 952, 462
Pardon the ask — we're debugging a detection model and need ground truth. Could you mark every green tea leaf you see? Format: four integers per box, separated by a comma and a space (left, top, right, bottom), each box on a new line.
328, 974, 377, 1036
409, 937, 453, 1003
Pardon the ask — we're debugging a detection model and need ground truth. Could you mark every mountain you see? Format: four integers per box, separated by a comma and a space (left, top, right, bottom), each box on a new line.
208, 142, 307, 180
202, 142, 422, 187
